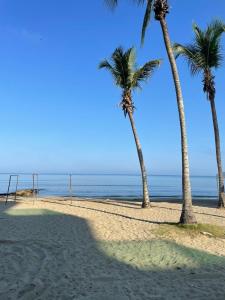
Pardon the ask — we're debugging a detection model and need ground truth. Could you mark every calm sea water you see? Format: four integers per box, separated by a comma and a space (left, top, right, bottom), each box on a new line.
0, 174, 219, 200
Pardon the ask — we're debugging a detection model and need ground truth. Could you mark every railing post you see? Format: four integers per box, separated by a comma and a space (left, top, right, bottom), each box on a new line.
5, 175, 12, 205
69, 174, 73, 204
32, 173, 39, 204
14, 175, 19, 202
5, 175, 19, 205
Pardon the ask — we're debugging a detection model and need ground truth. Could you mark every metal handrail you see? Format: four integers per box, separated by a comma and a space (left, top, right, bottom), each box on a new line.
5, 175, 19, 205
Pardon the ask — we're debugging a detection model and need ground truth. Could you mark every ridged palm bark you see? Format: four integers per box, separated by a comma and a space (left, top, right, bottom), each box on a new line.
205, 70, 225, 208
154, 1, 196, 223
174, 20, 225, 208
123, 90, 150, 207
211, 97, 225, 208
99, 47, 160, 208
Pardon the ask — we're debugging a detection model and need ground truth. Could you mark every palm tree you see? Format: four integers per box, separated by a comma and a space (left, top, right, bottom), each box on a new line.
105, 0, 197, 224
99, 47, 160, 208
174, 20, 225, 208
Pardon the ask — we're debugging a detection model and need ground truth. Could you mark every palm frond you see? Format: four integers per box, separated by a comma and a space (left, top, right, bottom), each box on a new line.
126, 47, 136, 85
205, 20, 225, 68
99, 58, 121, 84
99, 47, 134, 89
133, 0, 146, 4
192, 23, 205, 46
99, 46, 160, 92
206, 19, 225, 41
141, 0, 154, 45
132, 59, 161, 87
98, 59, 113, 70
104, 0, 118, 9
105, 0, 146, 9
173, 43, 202, 75
112, 47, 130, 87
104, 0, 154, 45
174, 20, 225, 75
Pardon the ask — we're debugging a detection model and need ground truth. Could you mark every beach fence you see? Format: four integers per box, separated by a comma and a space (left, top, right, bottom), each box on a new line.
5, 174, 19, 204
1, 173, 222, 203
1, 173, 145, 203
1, 173, 76, 205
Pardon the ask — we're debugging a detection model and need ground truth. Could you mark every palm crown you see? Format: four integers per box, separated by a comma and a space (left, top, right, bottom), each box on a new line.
105, 0, 170, 43
174, 20, 225, 74
174, 20, 225, 101
99, 47, 160, 116
99, 47, 160, 91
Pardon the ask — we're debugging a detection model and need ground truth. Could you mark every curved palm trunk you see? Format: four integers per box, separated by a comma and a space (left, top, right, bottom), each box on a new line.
159, 18, 197, 223
127, 110, 150, 208
210, 97, 225, 208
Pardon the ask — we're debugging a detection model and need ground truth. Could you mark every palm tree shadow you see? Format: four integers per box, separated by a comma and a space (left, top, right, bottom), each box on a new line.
85, 198, 142, 210
89, 198, 225, 220
1, 201, 225, 299
152, 197, 218, 208
150, 198, 225, 220
41, 198, 174, 225
41, 198, 225, 224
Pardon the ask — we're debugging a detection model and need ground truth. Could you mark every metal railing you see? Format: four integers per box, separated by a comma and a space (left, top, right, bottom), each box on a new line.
1, 173, 220, 205
5, 175, 19, 204
3, 173, 75, 205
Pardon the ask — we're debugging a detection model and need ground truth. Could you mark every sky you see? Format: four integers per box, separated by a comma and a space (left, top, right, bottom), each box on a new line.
0, 0, 224, 175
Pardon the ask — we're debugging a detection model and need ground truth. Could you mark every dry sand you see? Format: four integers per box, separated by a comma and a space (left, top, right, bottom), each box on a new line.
0, 197, 225, 299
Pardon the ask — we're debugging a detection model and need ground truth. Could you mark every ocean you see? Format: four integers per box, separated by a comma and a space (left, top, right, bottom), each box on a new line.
0, 173, 219, 200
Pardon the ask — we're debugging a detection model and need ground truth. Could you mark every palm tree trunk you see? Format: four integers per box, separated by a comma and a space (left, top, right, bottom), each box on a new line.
210, 97, 225, 208
159, 18, 197, 224
127, 110, 150, 208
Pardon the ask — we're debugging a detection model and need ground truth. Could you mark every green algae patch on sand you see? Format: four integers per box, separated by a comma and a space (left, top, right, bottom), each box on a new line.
98, 240, 225, 271
154, 223, 225, 239
4, 208, 62, 216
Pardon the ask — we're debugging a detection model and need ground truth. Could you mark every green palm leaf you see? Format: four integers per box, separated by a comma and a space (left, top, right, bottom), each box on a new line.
174, 20, 225, 75
104, 0, 156, 44
173, 43, 201, 75
104, 0, 118, 9
133, 59, 161, 87
141, 0, 154, 44
99, 46, 160, 91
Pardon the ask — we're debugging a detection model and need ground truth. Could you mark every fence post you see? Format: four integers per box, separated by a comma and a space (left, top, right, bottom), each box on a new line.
14, 175, 19, 202
5, 175, 19, 205
69, 174, 73, 204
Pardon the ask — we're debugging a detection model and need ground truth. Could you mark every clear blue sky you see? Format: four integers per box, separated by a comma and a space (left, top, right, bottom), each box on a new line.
0, 0, 224, 175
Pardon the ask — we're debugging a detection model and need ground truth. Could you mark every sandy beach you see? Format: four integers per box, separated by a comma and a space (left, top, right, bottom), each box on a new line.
0, 197, 225, 299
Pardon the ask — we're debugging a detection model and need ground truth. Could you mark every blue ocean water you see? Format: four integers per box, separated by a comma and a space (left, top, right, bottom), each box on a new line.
0, 173, 219, 200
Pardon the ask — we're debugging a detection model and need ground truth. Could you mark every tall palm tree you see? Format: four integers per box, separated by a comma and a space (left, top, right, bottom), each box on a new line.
99, 47, 160, 208
105, 0, 197, 224
174, 20, 225, 208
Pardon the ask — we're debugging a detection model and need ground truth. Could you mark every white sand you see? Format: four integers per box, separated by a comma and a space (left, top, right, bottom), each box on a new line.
0, 197, 225, 299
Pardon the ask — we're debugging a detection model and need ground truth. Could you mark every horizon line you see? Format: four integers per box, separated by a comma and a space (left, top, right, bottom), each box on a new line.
0, 172, 217, 178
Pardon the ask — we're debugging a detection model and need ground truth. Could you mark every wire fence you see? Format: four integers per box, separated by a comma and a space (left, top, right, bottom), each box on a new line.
0, 173, 144, 204
2, 173, 76, 204
0, 173, 220, 204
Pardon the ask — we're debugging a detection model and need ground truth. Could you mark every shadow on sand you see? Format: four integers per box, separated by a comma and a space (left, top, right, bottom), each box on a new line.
85, 197, 225, 220
0, 201, 225, 299
41, 197, 225, 222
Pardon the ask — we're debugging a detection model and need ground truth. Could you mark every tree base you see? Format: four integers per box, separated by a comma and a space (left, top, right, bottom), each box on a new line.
218, 192, 225, 208
179, 210, 197, 224
218, 204, 225, 209
141, 201, 151, 208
